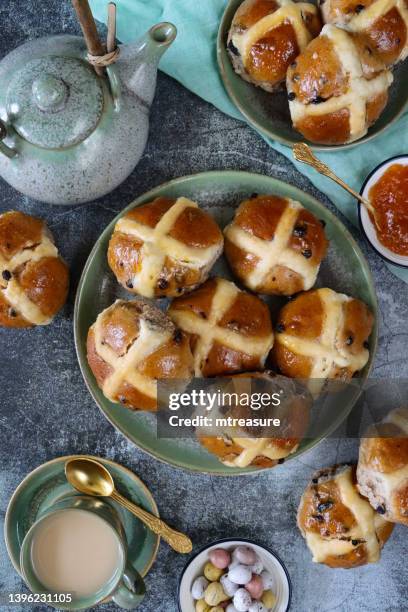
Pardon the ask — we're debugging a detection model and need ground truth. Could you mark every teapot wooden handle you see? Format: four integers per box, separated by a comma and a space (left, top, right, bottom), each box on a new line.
71, 0, 105, 76
0, 120, 17, 159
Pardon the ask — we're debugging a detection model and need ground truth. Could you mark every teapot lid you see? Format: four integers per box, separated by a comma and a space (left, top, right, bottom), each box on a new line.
6, 56, 104, 149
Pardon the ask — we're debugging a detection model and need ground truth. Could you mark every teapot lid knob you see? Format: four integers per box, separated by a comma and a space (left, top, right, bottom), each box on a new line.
32, 74, 68, 112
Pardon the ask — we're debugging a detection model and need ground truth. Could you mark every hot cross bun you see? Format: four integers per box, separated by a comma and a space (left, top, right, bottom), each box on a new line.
227, 0, 321, 91
273, 288, 374, 381
286, 24, 393, 144
107, 196, 223, 298
298, 464, 394, 568
168, 277, 274, 377
319, 0, 408, 65
224, 194, 328, 296
198, 371, 312, 468
357, 407, 408, 526
87, 299, 194, 411
0, 211, 69, 328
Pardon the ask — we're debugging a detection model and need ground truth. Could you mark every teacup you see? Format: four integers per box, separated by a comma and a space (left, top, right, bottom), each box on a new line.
20, 495, 145, 610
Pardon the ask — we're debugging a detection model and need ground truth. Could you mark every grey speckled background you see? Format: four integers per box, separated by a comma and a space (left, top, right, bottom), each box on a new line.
0, 2, 407, 612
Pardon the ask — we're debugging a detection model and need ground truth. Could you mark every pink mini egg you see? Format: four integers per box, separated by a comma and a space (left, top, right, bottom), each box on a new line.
210, 547, 231, 569
245, 574, 264, 600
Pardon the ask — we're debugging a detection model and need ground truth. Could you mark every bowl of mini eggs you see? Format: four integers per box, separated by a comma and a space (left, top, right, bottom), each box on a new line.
178, 539, 291, 611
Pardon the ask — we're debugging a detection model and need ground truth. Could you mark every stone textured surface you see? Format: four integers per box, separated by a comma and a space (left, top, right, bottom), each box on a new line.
0, 2, 407, 612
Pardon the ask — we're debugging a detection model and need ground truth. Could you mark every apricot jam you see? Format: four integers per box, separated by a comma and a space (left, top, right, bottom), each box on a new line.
369, 163, 408, 256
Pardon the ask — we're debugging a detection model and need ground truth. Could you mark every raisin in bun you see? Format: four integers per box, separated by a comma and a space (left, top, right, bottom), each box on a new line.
224, 194, 328, 296
273, 288, 374, 381
198, 372, 312, 468
227, 0, 321, 91
319, 0, 408, 65
168, 277, 274, 377
0, 211, 69, 328
286, 24, 393, 144
87, 299, 193, 411
298, 464, 394, 568
107, 197, 223, 299
357, 407, 408, 526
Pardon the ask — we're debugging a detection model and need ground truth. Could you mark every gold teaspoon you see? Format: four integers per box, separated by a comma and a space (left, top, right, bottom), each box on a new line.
65, 457, 193, 554
293, 143, 380, 230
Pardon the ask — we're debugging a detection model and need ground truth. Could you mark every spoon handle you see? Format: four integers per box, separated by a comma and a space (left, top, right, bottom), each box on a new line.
111, 490, 193, 554
292, 143, 377, 217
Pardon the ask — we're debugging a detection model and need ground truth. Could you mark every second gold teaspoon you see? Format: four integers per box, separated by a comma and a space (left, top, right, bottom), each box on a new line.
65, 457, 193, 554
293, 142, 380, 230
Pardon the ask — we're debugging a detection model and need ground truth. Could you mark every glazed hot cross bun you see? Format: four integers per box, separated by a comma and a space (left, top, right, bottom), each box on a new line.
108, 196, 223, 298
357, 407, 408, 526
273, 288, 374, 381
0, 211, 69, 328
286, 24, 393, 144
227, 0, 321, 91
168, 277, 274, 377
224, 194, 328, 296
87, 299, 194, 411
319, 0, 408, 65
298, 464, 394, 568
198, 372, 312, 468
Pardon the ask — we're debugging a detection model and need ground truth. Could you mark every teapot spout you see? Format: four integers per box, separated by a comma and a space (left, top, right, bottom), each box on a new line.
116, 22, 177, 108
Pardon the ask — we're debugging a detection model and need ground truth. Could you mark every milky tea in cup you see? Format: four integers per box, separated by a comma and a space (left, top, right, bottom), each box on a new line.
29, 508, 123, 597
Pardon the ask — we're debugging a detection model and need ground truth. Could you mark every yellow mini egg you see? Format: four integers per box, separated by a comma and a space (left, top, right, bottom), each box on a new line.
196, 599, 211, 612
262, 589, 277, 608
204, 562, 224, 582
209, 608, 225, 612
204, 582, 229, 606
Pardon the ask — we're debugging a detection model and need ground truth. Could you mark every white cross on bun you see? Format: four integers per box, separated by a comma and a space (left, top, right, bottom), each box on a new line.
0, 211, 69, 327
286, 24, 393, 144
108, 196, 223, 298
357, 407, 408, 526
227, 0, 321, 91
224, 194, 328, 296
87, 299, 194, 411
298, 464, 394, 568
168, 276, 274, 377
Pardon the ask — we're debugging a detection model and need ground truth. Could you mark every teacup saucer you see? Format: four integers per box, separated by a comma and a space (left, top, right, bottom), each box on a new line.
4, 455, 160, 582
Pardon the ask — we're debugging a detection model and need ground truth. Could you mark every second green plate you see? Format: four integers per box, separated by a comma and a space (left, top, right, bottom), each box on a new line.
74, 171, 377, 475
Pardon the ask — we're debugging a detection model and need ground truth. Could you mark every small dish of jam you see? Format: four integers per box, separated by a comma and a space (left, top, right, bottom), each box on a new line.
359, 155, 408, 268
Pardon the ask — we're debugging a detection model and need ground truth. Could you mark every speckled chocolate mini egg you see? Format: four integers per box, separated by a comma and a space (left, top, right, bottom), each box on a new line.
233, 545, 257, 565
233, 588, 252, 611
221, 573, 239, 597
248, 603, 268, 612
249, 555, 263, 575
192, 576, 210, 600
260, 570, 275, 591
228, 563, 252, 585
209, 547, 231, 569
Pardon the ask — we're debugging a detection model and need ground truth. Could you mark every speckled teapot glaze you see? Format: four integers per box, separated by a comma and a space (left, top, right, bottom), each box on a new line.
0, 22, 176, 205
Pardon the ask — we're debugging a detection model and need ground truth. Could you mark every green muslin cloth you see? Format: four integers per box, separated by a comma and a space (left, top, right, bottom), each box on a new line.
90, 0, 408, 283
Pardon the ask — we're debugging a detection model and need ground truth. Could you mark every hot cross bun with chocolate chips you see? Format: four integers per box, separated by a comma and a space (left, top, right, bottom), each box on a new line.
273, 288, 374, 381
319, 0, 408, 65
227, 0, 321, 91
168, 277, 274, 377
87, 299, 194, 411
224, 194, 329, 296
0, 211, 69, 328
286, 24, 393, 144
108, 196, 223, 299
298, 464, 394, 568
357, 407, 408, 526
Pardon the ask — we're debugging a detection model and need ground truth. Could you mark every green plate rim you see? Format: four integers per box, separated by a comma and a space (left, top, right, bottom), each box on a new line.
74, 170, 378, 476
217, 0, 408, 152
4, 454, 160, 578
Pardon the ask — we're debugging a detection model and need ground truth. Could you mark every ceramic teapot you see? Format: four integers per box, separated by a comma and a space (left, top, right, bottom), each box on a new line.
0, 21, 176, 205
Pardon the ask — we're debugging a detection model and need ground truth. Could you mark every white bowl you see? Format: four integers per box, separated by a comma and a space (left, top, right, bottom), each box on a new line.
359, 154, 408, 268
178, 538, 291, 611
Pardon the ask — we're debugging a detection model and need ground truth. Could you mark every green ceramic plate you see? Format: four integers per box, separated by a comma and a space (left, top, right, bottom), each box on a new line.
217, 0, 408, 151
74, 170, 377, 475
4, 455, 159, 582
